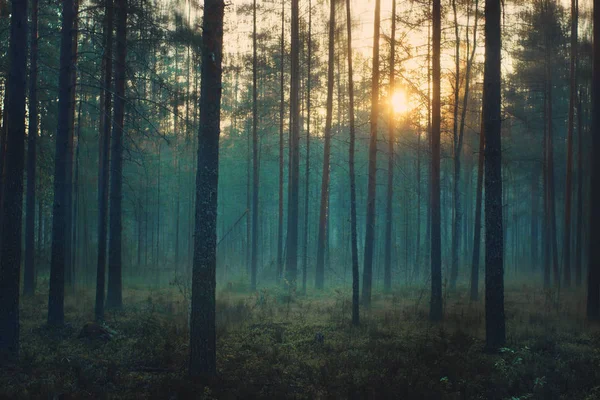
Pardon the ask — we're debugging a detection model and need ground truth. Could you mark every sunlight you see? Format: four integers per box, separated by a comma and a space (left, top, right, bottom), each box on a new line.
391, 89, 409, 115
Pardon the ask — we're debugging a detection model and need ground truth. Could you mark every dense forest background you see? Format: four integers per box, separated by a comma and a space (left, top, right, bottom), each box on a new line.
1, 0, 600, 397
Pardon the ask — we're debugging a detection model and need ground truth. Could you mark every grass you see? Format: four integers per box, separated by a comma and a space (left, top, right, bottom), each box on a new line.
1, 283, 600, 399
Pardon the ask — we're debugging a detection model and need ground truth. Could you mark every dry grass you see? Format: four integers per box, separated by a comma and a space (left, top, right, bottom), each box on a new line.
1, 283, 599, 399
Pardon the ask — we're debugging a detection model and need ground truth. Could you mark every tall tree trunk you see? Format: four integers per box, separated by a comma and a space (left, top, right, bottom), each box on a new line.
563, 0, 578, 288
96, 0, 113, 321
470, 120, 484, 302
587, 0, 600, 320
24, 0, 38, 297
251, 0, 259, 291
362, 0, 381, 308
575, 88, 583, 287
302, 0, 312, 295
483, 0, 505, 351
189, 0, 224, 376
285, 0, 300, 291
315, 0, 335, 290
48, 0, 75, 326
277, 0, 285, 284
430, 0, 443, 321
64, 3, 79, 291
346, 0, 359, 326
450, 0, 461, 291
0, 0, 27, 362
106, 0, 128, 310
384, 0, 396, 293
547, 67, 559, 287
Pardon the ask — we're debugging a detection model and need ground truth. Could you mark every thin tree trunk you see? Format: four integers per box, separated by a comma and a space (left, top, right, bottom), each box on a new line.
106, 0, 128, 310
24, 0, 39, 297
277, 0, 285, 284
346, 0, 359, 325
362, 0, 381, 308
302, 0, 312, 295
384, 0, 396, 293
563, 0, 578, 288
575, 88, 583, 286
430, 0, 443, 321
450, 0, 461, 290
315, 0, 335, 290
189, 0, 224, 376
251, 0, 259, 291
470, 120, 484, 301
586, 0, 600, 320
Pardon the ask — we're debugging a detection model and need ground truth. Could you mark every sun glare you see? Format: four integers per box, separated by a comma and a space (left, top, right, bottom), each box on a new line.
391, 90, 409, 115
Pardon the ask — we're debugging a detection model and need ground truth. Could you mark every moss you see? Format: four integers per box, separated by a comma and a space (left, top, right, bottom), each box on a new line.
1, 286, 599, 399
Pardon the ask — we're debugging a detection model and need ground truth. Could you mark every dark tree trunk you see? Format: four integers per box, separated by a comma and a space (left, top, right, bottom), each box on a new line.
315, 0, 335, 290
384, 0, 396, 293
575, 88, 583, 287
106, 0, 127, 310
450, 0, 461, 291
277, 0, 285, 285
470, 121, 484, 302
24, 0, 38, 297
0, 0, 27, 362
587, 0, 600, 320
250, 0, 259, 291
302, 0, 311, 295
95, 0, 113, 321
362, 0, 380, 308
189, 0, 224, 377
563, 0, 578, 288
483, 0, 505, 351
430, 0, 443, 322
346, 0, 359, 326
48, 0, 76, 326
285, 0, 300, 291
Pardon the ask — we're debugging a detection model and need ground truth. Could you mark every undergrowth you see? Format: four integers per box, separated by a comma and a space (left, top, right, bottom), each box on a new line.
1, 284, 599, 399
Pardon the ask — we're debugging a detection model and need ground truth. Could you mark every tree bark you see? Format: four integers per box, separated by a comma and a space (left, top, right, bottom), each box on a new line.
0, 0, 27, 362
106, 0, 128, 310
430, 0, 443, 321
586, 0, 600, 320
384, 0, 396, 293
48, 0, 75, 326
277, 0, 285, 285
251, 0, 259, 291
470, 120, 484, 302
189, 0, 224, 376
362, 0, 381, 308
302, 0, 312, 295
346, 0, 359, 326
95, 0, 113, 321
483, 0, 505, 351
315, 0, 335, 290
24, 0, 38, 297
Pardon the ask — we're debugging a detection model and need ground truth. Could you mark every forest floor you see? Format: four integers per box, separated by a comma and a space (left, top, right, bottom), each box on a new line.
1, 282, 600, 399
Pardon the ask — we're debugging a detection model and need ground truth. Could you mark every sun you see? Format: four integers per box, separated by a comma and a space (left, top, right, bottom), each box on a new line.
390, 89, 409, 115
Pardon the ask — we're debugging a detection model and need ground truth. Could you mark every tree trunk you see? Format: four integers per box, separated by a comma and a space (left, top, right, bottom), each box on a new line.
48, 0, 76, 326
0, 0, 27, 362
95, 0, 113, 321
315, 0, 335, 290
346, 0, 359, 326
450, 0, 461, 291
362, 0, 381, 308
563, 0, 578, 288
277, 0, 285, 285
470, 120, 484, 302
483, 0, 505, 351
251, 0, 259, 291
24, 0, 38, 297
285, 0, 300, 291
575, 88, 583, 287
430, 0, 443, 321
106, 0, 128, 310
189, 0, 224, 376
302, 0, 312, 295
586, 0, 600, 320
384, 0, 396, 293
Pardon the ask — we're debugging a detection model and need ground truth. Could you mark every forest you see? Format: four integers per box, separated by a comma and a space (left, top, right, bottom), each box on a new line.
0, 0, 600, 397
